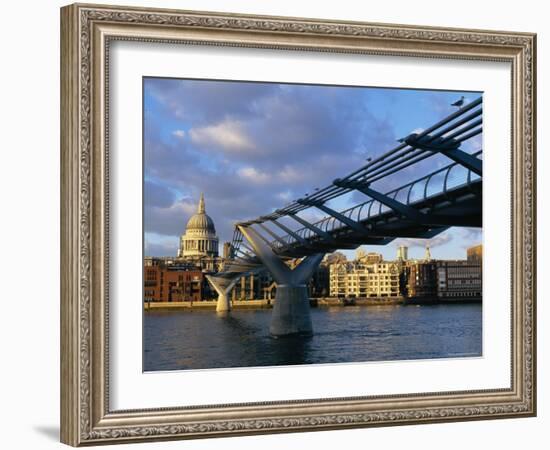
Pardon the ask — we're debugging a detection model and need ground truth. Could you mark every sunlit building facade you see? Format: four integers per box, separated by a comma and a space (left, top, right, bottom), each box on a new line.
329, 261, 401, 298
467, 244, 483, 263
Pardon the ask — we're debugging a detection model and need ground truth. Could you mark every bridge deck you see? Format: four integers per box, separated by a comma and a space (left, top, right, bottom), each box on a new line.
271, 178, 481, 257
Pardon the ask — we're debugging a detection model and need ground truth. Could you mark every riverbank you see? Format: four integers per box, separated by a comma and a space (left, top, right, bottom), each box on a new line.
143, 297, 404, 311
144, 299, 272, 311
316, 297, 404, 306
143, 295, 479, 311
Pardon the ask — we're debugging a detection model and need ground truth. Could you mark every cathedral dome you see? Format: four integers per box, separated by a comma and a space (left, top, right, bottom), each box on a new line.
185, 193, 216, 234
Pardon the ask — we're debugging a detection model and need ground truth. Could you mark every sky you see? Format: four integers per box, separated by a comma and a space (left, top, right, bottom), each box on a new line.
143, 77, 482, 261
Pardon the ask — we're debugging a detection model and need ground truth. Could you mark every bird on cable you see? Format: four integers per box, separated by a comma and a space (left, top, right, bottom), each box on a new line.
451, 96, 465, 108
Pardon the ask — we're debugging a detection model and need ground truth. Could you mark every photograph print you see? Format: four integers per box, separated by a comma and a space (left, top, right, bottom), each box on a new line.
143, 78, 483, 372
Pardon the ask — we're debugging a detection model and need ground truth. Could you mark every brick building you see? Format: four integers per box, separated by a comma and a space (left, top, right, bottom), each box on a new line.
404, 261, 438, 300
143, 265, 204, 302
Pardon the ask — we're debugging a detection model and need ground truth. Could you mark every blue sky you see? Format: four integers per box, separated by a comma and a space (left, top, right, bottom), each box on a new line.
143, 78, 482, 261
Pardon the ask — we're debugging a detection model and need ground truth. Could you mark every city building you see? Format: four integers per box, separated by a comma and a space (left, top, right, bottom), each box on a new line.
424, 245, 432, 261
222, 242, 233, 259
329, 261, 349, 297
329, 261, 401, 298
176, 193, 221, 271
144, 256, 155, 267
144, 256, 197, 268
467, 244, 483, 263
356, 250, 383, 265
309, 262, 330, 297
325, 251, 347, 265
144, 264, 204, 302
396, 245, 408, 261
404, 261, 438, 300
436, 260, 482, 301
230, 271, 273, 301
355, 248, 367, 260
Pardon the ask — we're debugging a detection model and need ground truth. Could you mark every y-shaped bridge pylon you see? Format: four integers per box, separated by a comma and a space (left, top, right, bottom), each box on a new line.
205, 274, 241, 312
238, 225, 324, 337
206, 255, 263, 312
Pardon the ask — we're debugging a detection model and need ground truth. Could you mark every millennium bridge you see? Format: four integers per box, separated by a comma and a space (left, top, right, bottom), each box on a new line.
207, 97, 483, 337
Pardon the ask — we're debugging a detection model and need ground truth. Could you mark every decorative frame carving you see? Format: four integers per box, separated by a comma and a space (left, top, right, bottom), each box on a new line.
60, 3, 536, 446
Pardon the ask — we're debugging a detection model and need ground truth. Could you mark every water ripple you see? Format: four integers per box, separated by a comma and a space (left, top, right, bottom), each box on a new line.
144, 304, 482, 371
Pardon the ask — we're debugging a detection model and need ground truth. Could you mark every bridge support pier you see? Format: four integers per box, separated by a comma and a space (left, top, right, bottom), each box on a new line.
206, 275, 240, 312
268, 280, 315, 337
238, 225, 324, 337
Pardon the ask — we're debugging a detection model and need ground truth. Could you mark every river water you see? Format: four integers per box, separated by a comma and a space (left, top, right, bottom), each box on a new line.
143, 304, 482, 372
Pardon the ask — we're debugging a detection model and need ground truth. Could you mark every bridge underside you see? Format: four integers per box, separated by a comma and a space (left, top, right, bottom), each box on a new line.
267, 179, 481, 258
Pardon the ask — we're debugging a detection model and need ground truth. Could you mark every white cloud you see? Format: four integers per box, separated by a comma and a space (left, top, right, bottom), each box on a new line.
278, 165, 303, 184
237, 166, 270, 184
276, 190, 293, 202
144, 198, 199, 237
457, 227, 483, 249
189, 119, 255, 153
172, 129, 185, 139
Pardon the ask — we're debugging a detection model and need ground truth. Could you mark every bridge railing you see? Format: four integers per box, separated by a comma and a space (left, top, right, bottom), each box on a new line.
271, 150, 482, 249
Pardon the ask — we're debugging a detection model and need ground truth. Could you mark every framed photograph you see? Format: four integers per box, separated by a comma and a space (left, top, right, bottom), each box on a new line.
60, 3, 536, 446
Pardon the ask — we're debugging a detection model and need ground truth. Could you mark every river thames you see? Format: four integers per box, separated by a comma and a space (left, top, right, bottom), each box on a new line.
143, 303, 482, 371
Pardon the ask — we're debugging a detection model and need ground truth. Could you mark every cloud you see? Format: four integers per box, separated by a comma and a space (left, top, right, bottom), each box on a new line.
457, 228, 483, 249
276, 190, 293, 202
392, 231, 454, 250
143, 78, 480, 253
278, 165, 303, 184
144, 180, 175, 208
144, 198, 197, 237
189, 119, 256, 153
145, 77, 277, 124
237, 166, 270, 184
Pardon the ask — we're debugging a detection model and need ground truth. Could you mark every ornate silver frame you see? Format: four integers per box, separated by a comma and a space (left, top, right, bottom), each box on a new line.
60, 3, 536, 446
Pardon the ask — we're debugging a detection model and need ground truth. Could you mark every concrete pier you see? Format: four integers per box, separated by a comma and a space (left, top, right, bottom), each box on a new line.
269, 284, 313, 336
205, 275, 240, 312
238, 225, 324, 337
